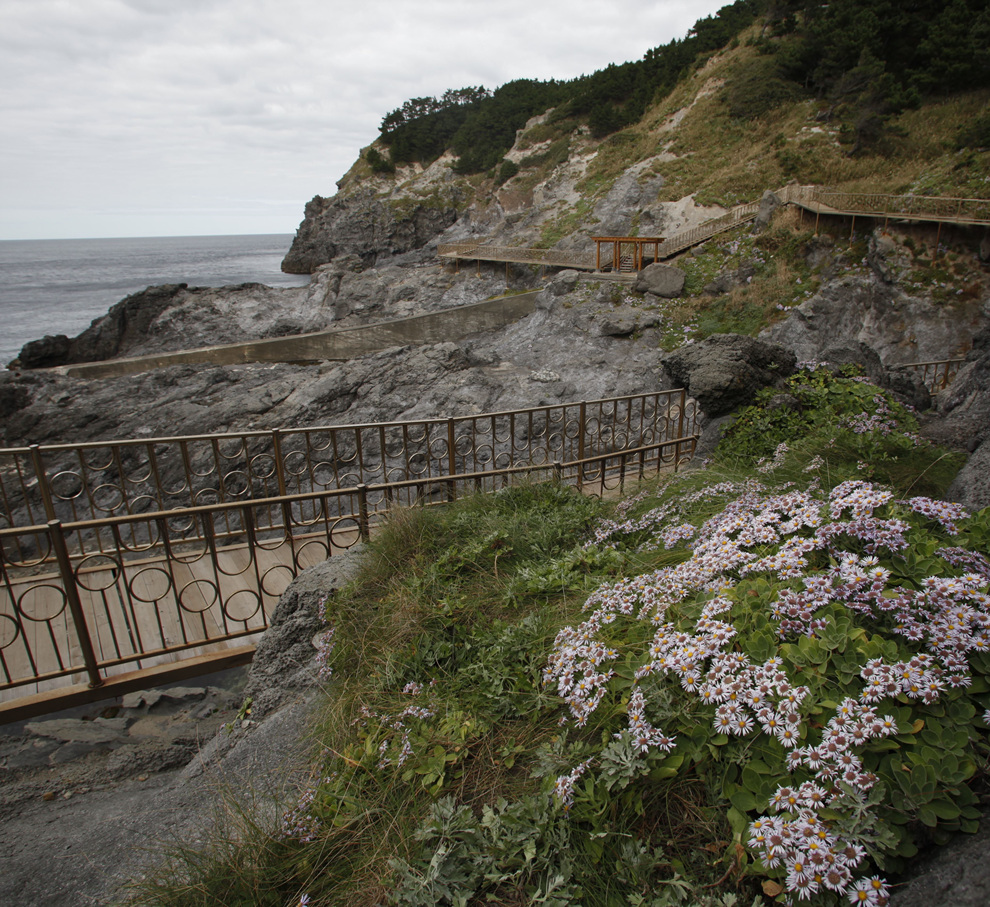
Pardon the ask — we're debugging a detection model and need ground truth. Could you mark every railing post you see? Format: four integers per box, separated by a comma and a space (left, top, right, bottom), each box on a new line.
272, 429, 289, 497
553, 460, 562, 484
49, 520, 103, 689
577, 402, 587, 491
357, 484, 370, 542
447, 418, 457, 502
30, 445, 57, 522
271, 429, 297, 555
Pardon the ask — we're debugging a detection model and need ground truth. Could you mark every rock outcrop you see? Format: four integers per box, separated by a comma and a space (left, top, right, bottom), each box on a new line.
660, 333, 797, 417
0, 276, 670, 454
244, 550, 365, 718
282, 187, 461, 273
760, 274, 988, 366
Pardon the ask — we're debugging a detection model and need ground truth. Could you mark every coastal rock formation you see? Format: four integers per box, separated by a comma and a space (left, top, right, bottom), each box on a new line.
9, 267, 518, 369
281, 186, 461, 273
760, 234, 989, 365
0, 277, 669, 454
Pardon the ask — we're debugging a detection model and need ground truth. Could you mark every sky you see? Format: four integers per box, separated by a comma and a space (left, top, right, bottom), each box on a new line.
1, 0, 729, 241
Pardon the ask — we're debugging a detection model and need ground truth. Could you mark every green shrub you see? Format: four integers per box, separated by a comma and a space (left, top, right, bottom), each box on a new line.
495, 159, 519, 186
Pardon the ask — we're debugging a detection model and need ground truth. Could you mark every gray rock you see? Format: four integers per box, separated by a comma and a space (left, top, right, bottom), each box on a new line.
121, 690, 163, 710
597, 307, 659, 337
691, 413, 736, 462
158, 687, 207, 704
760, 275, 988, 366
548, 270, 581, 296
634, 263, 686, 298
13, 333, 71, 369
243, 550, 365, 718
660, 333, 797, 417
753, 189, 781, 231
105, 742, 198, 780
24, 718, 125, 746
803, 233, 835, 269
703, 273, 735, 296
3, 738, 60, 770
946, 439, 990, 511
51, 741, 111, 763
282, 187, 459, 273
867, 232, 912, 284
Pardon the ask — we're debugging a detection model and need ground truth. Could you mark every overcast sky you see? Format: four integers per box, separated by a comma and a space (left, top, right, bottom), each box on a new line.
1, 0, 729, 241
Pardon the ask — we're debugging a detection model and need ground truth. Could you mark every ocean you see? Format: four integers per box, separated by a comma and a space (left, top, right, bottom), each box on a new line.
0, 233, 311, 366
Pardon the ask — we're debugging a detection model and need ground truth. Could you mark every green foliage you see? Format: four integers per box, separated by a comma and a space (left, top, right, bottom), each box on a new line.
365, 146, 395, 174
378, 0, 765, 172
718, 366, 965, 497
495, 158, 519, 186
956, 112, 990, 151
722, 57, 807, 120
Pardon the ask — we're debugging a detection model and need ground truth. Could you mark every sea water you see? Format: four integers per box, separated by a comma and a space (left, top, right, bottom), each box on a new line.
0, 234, 311, 366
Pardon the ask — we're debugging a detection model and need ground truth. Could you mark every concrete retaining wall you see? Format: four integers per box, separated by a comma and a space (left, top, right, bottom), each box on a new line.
56, 291, 540, 379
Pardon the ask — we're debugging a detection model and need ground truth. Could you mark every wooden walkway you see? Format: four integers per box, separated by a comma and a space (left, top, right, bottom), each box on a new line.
439, 185, 990, 270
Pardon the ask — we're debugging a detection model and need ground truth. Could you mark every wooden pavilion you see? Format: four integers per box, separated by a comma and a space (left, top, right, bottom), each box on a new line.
593, 236, 665, 272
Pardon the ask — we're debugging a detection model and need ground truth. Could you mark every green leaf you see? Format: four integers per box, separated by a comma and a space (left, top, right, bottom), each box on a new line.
730, 789, 760, 812
727, 806, 749, 840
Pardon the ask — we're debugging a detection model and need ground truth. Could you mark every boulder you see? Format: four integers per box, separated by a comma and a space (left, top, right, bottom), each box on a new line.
13, 333, 71, 369
924, 343, 990, 451
760, 275, 988, 366
660, 333, 797, 417
596, 306, 660, 337
947, 439, 990, 511
634, 263, 686, 298
753, 189, 781, 231
243, 550, 365, 718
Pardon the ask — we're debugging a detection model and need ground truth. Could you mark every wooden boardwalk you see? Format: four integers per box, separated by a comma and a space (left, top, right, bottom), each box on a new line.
439, 185, 990, 270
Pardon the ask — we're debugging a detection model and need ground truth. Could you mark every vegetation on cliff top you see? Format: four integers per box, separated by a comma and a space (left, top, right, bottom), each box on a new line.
373, 0, 990, 181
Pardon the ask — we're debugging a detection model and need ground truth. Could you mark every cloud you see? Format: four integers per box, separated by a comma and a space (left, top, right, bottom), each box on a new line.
0, 0, 728, 238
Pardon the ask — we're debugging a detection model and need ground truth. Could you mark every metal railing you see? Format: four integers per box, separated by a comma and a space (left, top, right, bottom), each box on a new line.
1, 390, 699, 699
904, 358, 967, 394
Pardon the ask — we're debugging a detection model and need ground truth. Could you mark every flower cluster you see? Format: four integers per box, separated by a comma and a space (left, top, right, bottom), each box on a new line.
757, 442, 790, 474
281, 785, 322, 843
553, 757, 593, 811
546, 475, 988, 904
845, 396, 900, 437
356, 682, 437, 769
